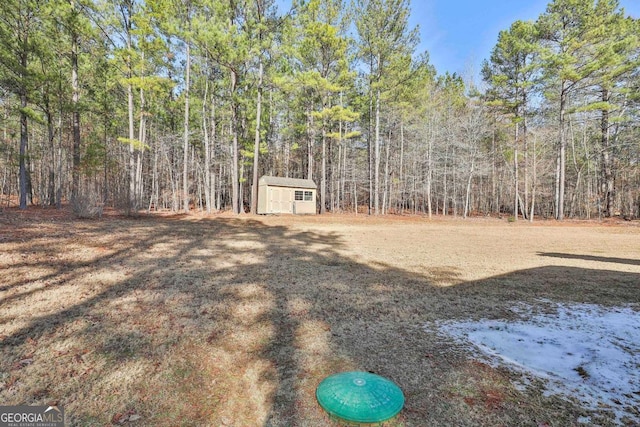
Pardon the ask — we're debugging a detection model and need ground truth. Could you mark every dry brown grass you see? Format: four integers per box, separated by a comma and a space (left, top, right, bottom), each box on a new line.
1, 208, 639, 426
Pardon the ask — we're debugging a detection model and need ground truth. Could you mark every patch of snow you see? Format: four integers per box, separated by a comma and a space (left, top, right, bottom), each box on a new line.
434, 301, 640, 425
577, 416, 592, 424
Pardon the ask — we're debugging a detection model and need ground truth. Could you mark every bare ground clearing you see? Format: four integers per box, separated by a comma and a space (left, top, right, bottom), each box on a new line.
1, 209, 639, 426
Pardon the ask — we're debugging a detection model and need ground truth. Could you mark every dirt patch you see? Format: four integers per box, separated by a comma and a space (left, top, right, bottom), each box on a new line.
1, 210, 638, 426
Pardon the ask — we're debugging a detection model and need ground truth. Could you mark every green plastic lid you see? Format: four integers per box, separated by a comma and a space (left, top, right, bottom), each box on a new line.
316, 371, 404, 424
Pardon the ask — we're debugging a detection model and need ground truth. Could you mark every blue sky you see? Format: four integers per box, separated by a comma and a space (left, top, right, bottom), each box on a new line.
412, 0, 640, 77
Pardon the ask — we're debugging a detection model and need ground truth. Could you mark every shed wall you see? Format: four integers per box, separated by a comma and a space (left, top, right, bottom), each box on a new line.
258, 184, 268, 214
257, 184, 316, 214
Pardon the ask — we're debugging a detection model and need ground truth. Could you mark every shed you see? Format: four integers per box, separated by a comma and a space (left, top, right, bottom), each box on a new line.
257, 176, 317, 214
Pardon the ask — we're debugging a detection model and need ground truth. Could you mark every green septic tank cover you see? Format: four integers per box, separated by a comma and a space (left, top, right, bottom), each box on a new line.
316, 371, 404, 424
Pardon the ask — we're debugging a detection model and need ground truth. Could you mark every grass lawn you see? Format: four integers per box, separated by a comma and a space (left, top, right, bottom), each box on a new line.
1, 209, 638, 426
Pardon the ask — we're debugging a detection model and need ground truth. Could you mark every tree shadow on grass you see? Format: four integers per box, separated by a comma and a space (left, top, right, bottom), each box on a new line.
0, 215, 638, 426
538, 251, 640, 266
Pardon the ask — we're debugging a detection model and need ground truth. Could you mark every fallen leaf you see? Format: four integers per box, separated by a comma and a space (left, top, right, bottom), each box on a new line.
12, 358, 33, 369
111, 413, 125, 424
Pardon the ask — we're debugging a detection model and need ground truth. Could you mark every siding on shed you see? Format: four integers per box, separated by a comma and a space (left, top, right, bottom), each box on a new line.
257, 176, 317, 214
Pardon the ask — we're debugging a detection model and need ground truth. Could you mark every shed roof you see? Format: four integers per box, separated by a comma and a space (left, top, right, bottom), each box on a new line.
259, 176, 317, 189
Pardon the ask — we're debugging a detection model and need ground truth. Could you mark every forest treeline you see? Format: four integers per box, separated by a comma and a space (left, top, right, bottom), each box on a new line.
1, 0, 639, 219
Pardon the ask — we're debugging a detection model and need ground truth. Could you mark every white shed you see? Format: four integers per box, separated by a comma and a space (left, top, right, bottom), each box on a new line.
257, 176, 317, 214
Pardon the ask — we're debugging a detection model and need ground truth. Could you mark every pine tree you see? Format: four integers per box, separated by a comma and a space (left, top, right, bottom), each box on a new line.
294, 0, 354, 213
482, 20, 538, 220
587, 2, 639, 217
538, 0, 609, 220
355, 0, 418, 215
0, 0, 45, 209
538, 0, 639, 219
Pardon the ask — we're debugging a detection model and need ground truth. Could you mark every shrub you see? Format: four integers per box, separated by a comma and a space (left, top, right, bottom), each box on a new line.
72, 185, 103, 219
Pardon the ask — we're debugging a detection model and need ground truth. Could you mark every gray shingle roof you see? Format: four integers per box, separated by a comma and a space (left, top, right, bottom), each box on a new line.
259, 176, 317, 189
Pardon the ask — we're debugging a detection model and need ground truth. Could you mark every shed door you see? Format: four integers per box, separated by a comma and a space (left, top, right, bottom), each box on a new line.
268, 187, 293, 213
269, 187, 279, 213
285, 189, 293, 213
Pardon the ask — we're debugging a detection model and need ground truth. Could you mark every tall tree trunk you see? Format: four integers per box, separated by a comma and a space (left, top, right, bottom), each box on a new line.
121, 2, 138, 212
136, 53, 146, 205
239, 156, 245, 212
1, 107, 6, 204
374, 89, 380, 215
71, 27, 81, 207
321, 126, 326, 214
183, 41, 191, 213
320, 95, 328, 214
44, 97, 56, 206
19, 88, 28, 210
338, 92, 344, 211
250, 60, 263, 214
329, 124, 335, 211
56, 111, 63, 209
523, 101, 529, 218
382, 126, 390, 214
126, 16, 136, 213
399, 121, 404, 214
352, 155, 357, 214
150, 132, 158, 212
368, 86, 373, 215
338, 140, 344, 211
601, 88, 614, 218
442, 147, 448, 216
136, 132, 143, 205
127, 89, 136, 210
210, 86, 217, 211
464, 159, 475, 218
203, 75, 211, 213
491, 116, 498, 214
306, 103, 313, 180
217, 158, 222, 211
426, 118, 433, 219
514, 121, 519, 220
556, 83, 567, 220
530, 132, 537, 222
230, 68, 240, 214
452, 147, 457, 217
